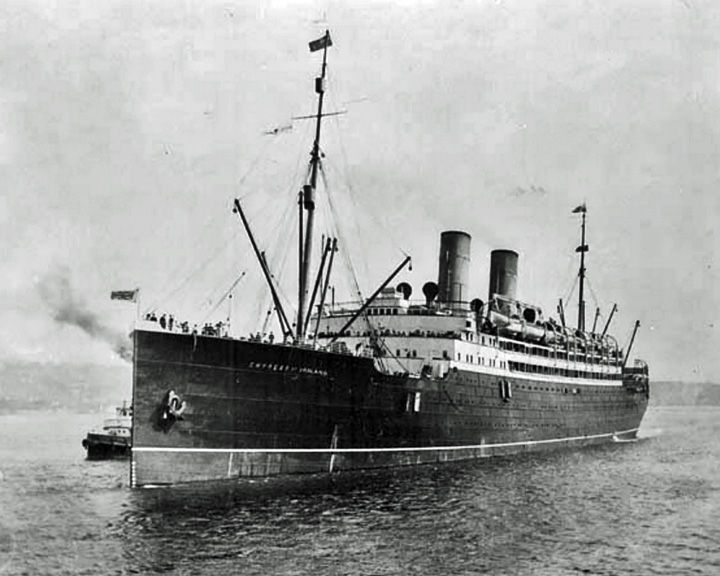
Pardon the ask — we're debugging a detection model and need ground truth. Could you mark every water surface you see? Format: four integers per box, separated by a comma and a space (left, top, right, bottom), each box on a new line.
1, 407, 718, 575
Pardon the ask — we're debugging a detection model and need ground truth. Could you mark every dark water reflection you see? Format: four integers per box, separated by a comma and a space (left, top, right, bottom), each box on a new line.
2, 408, 720, 575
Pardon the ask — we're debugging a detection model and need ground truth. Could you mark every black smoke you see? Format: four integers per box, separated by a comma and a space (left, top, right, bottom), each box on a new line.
38, 268, 133, 362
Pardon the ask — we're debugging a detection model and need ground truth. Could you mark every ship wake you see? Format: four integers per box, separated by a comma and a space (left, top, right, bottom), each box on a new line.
636, 428, 663, 440
612, 435, 639, 444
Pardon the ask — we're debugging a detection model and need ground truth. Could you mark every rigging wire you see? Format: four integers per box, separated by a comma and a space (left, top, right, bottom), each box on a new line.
259, 221, 297, 338
235, 129, 288, 202
261, 133, 313, 331
264, 194, 299, 310
328, 89, 410, 259
319, 160, 381, 347
585, 277, 602, 315
146, 225, 244, 314
281, 114, 314, 195
242, 193, 298, 335
377, 338, 410, 373
251, 116, 314, 334
563, 274, 579, 313
585, 276, 614, 334
319, 162, 370, 306
145, 135, 283, 316
236, 116, 311, 332
621, 327, 634, 354
553, 250, 578, 306
143, 201, 241, 314
319, 161, 364, 300
259, 308, 274, 336
201, 271, 247, 324
322, 94, 416, 358
236, 137, 273, 189
233, 121, 311, 335
262, 231, 297, 335
199, 251, 251, 312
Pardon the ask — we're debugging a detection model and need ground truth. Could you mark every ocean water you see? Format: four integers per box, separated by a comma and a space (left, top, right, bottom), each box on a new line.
0, 407, 718, 576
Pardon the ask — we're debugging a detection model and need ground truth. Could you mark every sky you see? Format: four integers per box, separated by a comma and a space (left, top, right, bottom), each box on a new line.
0, 0, 717, 382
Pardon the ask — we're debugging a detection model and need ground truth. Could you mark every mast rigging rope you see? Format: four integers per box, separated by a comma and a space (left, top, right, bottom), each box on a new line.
328, 90, 410, 258
563, 275, 579, 313
145, 226, 244, 315
201, 271, 247, 325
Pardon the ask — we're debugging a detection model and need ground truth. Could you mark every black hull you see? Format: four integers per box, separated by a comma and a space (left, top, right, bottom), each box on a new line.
131, 330, 648, 486
82, 433, 131, 461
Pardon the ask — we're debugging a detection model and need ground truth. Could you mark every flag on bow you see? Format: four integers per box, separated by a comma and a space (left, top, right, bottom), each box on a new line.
572, 203, 587, 214
309, 32, 332, 52
111, 289, 138, 302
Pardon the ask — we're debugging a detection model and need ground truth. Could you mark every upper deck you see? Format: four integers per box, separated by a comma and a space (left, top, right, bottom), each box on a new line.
312, 290, 626, 384
135, 287, 630, 386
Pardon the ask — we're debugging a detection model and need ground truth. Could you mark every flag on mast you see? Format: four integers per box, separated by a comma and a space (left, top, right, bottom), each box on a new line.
111, 289, 139, 302
309, 32, 332, 52
572, 203, 587, 213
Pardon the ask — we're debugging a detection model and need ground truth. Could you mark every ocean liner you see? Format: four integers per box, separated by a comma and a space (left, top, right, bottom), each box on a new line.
130, 32, 649, 487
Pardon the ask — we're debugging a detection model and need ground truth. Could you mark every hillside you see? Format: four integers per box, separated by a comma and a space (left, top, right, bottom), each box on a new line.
0, 361, 716, 412
0, 361, 131, 413
650, 381, 720, 407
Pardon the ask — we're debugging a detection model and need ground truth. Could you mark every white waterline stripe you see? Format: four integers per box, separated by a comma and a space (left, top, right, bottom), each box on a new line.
133, 428, 638, 454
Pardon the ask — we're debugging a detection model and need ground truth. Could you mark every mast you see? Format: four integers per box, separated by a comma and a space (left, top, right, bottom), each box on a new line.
557, 298, 566, 330
298, 30, 332, 341
313, 238, 337, 346
303, 237, 332, 336
233, 199, 292, 338
601, 303, 618, 337
574, 203, 588, 332
297, 190, 304, 337
622, 320, 641, 368
591, 306, 600, 333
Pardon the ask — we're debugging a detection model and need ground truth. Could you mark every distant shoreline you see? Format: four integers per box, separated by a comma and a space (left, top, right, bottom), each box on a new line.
1, 362, 717, 411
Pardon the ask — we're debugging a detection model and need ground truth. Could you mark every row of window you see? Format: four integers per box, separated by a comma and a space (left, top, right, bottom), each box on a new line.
455, 352, 506, 369
391, 347, 615, 375
500, 340, 620, 365
398, 351, 512, 367
507, 361, 621, 380
396, 349, 418, 358
498, 380, 585, 402
368, 307, 400, 316
517, 384, 579, 393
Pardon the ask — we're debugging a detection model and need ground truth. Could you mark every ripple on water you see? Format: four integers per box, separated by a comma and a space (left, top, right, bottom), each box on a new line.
1, 408, 720, 575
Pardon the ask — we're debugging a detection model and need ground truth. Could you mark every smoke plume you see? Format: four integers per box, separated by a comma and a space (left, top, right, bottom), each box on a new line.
37, 268, 132, 362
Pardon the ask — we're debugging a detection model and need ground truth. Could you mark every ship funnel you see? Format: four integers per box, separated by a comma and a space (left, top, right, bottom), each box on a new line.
422, 281, 438, 306
437, 231, 471, 307
488, 249, 518, 301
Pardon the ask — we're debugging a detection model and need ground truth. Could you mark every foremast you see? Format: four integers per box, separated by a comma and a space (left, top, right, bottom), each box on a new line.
234, 31, 409, 346
298, 30, 332, 341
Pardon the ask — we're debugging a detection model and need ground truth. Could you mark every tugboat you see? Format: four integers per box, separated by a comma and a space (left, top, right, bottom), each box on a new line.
82, 402, 132, 460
